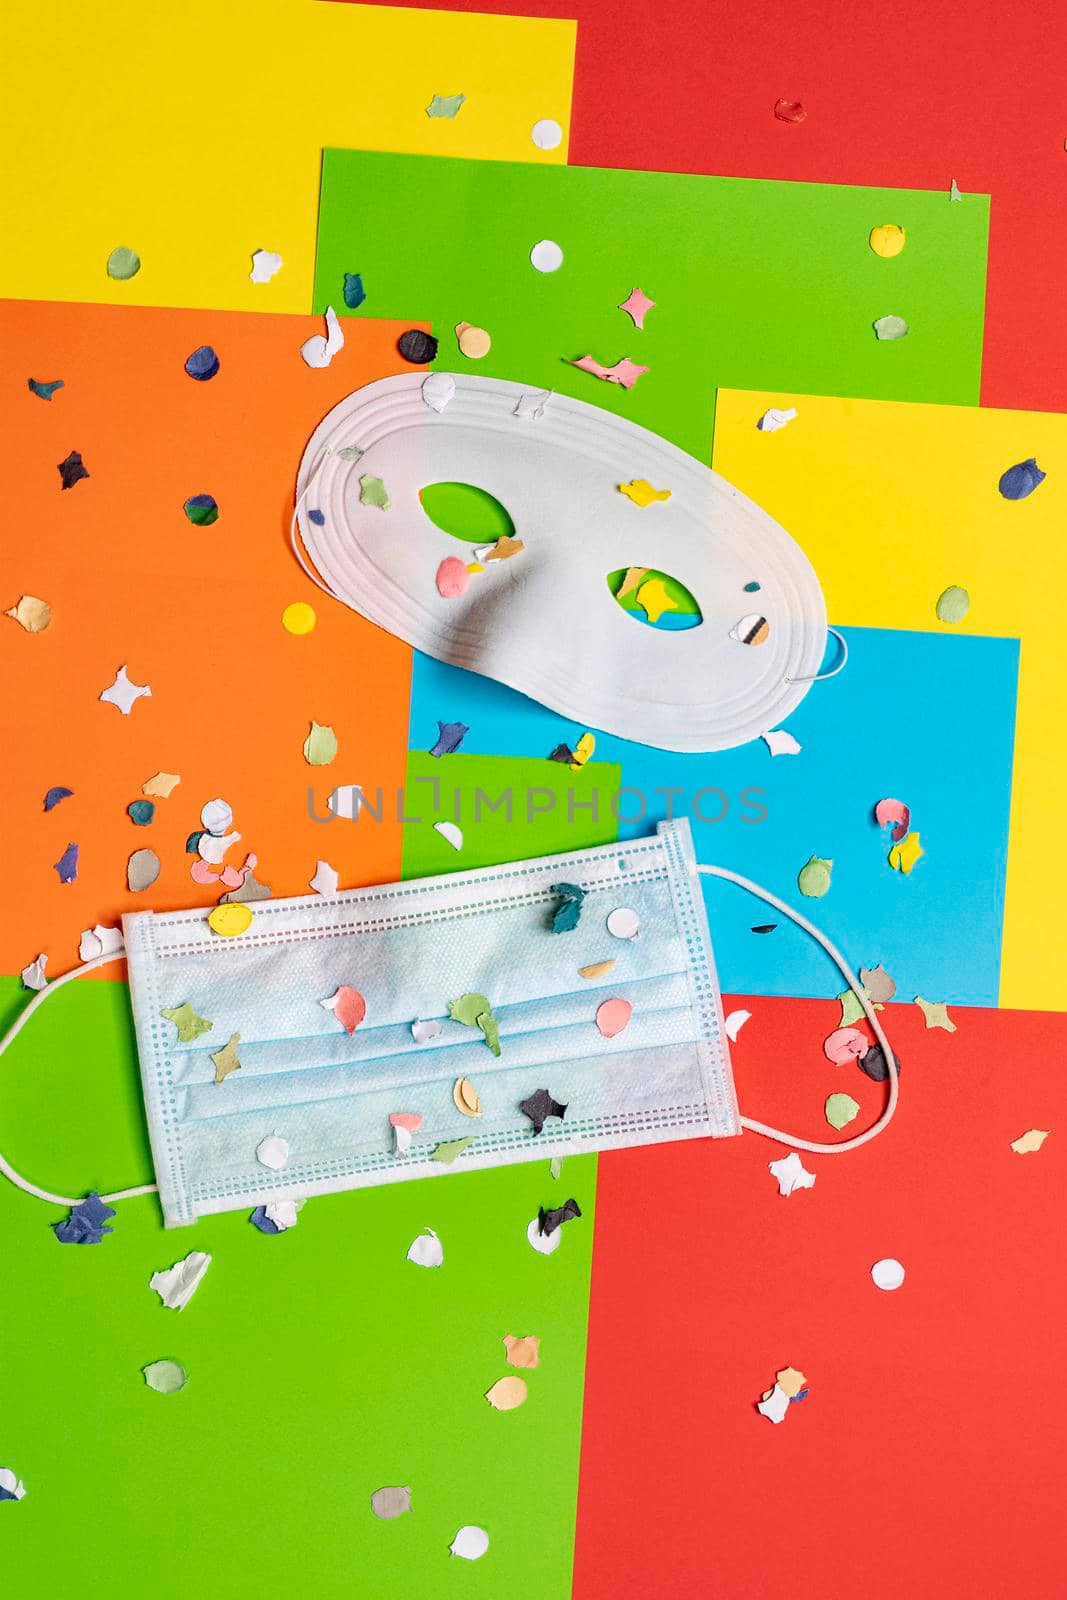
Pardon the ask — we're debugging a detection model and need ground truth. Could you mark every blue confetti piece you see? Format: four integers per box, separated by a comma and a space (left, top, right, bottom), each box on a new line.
250, 1206, 281, 1235
789, 1388, 809, 1403
998, 457, 1045, 500
429, 720, 468, 757
128, 800, 155, 826
343, 272, 366, 310
550, 881, 586, 933
53, 841, 79, 884
53, 1192, 116, 1245
185, 830, 204, 853
743, 581, 761, 593
308, 508, 326, 526
184, 344, 220, 381
43, 786, 73, 812
28, 377, 64, 401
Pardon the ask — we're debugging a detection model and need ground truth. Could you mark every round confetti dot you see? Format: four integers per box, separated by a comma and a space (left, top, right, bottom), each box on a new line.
526, 1216, 561, 1255
183, 493, 218, 526
531, 118, 563, 150
207, 903, 253, 938
607, 906, 640, 940
185, 344, 220, 381
869, 223, 906, 258
106, 246, 141, 280
436, 556, 470, 599
596, 997, 633, 1038
127, 800, 155, 826
282, 601, 317, 635
456, 322, 492, 359
730, 612, 770, 646
935, 584, 970, 624
530, 239, 564, 274
397, 328, 438, 364
256, 1134, 290, 1170
871, 1257, 906, 1291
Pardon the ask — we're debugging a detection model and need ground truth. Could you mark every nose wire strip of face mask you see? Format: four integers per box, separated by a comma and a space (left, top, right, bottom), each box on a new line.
0, 946, 158, 1207
289, 447, 345, 601
697, 863, 899, 1154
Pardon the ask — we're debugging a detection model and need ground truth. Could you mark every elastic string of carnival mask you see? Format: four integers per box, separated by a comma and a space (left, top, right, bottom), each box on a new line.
785, 625, 849, 684
289, 447, 344, 601
0, 946, 158, 1207
698, 863, 898, 1153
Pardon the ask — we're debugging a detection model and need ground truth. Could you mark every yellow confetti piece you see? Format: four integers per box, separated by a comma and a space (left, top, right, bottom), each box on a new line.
578, 959, 616, 979
869, 223, 906, 258
618, 478, 672, 507
485, 1375, 528, 1411
5, 594, 52, 632
282, 601, 317, 636
142, 771, 181, 798
455, 321, 492, 359
207, 903, 253, 938
635, 576, 676, 624
211, 1033, 242, 1084
888, 830, 924, 874
453, 1076, 483, 1117
776, 1366, 807, 1398
914, 996, 956, 1032
568, 732, 595, 770
483, 536, 525, 561
1010, 1128, 1049, 1155
466, 562, 485, 574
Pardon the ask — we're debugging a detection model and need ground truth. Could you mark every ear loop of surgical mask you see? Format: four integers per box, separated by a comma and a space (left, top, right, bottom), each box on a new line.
697, 863, 898, 1153
0, 945, 158, 1207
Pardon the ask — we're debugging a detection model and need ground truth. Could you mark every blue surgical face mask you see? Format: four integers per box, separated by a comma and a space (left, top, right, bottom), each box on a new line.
0, 819, 897, 1228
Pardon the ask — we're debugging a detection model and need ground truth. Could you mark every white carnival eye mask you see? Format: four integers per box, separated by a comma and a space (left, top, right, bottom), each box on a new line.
291, 374, 837, 753
0, 821, 897, 1229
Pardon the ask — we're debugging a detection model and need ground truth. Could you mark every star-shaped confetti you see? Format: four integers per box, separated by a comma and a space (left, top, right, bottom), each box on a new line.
571, 354, 649, 389
99, 665, 152, 715
914, 996, 956, 1032
57, 449, 89, 489
160, 1002, 213, 1043
519, 1088, 568, 1134
618, 286, 656, 329
210, 1033, 242, 1084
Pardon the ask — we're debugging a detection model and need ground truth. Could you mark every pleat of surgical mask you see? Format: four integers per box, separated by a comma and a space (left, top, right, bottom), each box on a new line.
123, 818, 739, 1226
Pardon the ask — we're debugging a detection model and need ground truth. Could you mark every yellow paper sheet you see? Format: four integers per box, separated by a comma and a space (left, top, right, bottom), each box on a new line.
712, 388, 1066, 1011
0, 0, 574, 314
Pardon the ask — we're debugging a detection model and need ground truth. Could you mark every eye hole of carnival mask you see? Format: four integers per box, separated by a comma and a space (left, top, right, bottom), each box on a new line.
606, 567, 703, 631
293, 373, 831, 753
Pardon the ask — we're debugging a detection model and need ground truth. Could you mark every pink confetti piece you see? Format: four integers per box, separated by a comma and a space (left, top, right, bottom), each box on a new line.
571, 355, 649, 389
874, 797, 910, 843
219, 863, 243, 888
618, 286, 656, 330
321, 985, 367, 1035
436, 556, 470, 599
190, 859, 221, 884
823, 1026, 870, 1064
389, 1112, 423, 1132
596, 997, 633, 1038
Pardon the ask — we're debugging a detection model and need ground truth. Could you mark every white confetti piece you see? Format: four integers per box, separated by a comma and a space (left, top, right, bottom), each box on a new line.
757, 406, 798, 432
300, 305, 345, 369
150, 1251, 212, 1311
761, 728, 801, 756
513, 388, 552, 420
450, 1525, 490, 1561
434, 820, 463, 851
99, 664, 152, 715
79, 923, 123, 962
406, 1227, 443, 1268
256, 1135, 290, 1170
871, 1257, 906, 1291
20, 953, 48, 991
327, 785, 363, 820
197, 830, 241, 864
422, 372, 456, 413
607, 906, 640, 940
724, 1008, 751, 1042
309, 859, 339, 896
265, 1200, 301, 1230
526, 1215, 561, 1255
757, 1384, 791, 1424
411, 1018, 443, 1044
0, 1467, 26, 1500
768, 1150, 816, 1196
530, 239, 563, 273
531, 117, 563, 150
200, 798, 233, 836
250, 249, 283, 283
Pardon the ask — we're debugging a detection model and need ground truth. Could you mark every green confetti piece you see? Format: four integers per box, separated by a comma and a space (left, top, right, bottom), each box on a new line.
838, 987, 872, 1027
936, 585, 970, 624
449, 992, 492, 1027
431, 1137, 472, 1165
127, 800, 155, 826
160, 1003, 213, 1043
797, 855, 832, 898
107, 246, 141, 281
303, 721, 338, 766
476, 1010, 501, 1057
825, 1092, 861, 1130
426, 93, 466, 119
873, 314, 909, 341
549, 1156, 563, 1181
183, 493, 219, 526
143, 1359, 187, 1394
359, 474, 390, 510
210, 1033, 242, 1085
28, 377, 64, 400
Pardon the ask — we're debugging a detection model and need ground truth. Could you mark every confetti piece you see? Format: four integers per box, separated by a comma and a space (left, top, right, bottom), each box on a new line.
549, 1156, 562, 1180
752, 924, 777, 934
531, 117, 562, 149
432, 1137, 472, 1164
371, 1487, 411, 1520
41, 786, 72, 812
219, 871, 271, 904
309, 860, 338, 896
359, 474, 390, 510
184, 345, 219, 381
218, 863, 243, 889
434, 819, 464, 850
201, 798, 233, 835
190, 859, 219, 885
151, 1251, 212, 1310
99, 665, 151, 715
1010, 1128, 1049, 1154
859, 964, 896, 1003
998, 458, 1045, 500
456, 321, 491, 359
160, 1003, 212, 1043
422, 372, 455, 413
21, 953, 47, 991
504, 1335, 540, 1369
53, 842, 79, 884
407, 1227, 443, 1267
411, 1019, 443, 1044
5, 594, 52, 632
183, 492, 218, 526
824, 1026, 870, 1064
635, 577, 676, 624
390, 1111, 423, 1155
950, 178, 963, 201
835, 990, 869, 1026
53, 1192, 116, 1245
869, 224, 906, 258
249, 249, 283, 283
429, 720, 468, 757
856, 1042, 901, 1083
436, 556, 469, 598
302, 720, 338, 766
527, 1216, 561, 1254
615, 567, 650, 602
427, 92, 466, 118
936, 585, 970, 623
339, 271, 366, 311
208, 902, 254, 938
300, 306, 344, 369
106, 246, 141, 279
320, 986, 367, 1035
256, 1135, 289, 1170
127, 800, 154, 826
453, 1077, 483, 1117
143, 1360, 187, 1395
397, 328, 438, 364
486, 1376, 527, 1411
757, 1384, 790, 1423
797, 856, 832, 897
607, 906, 640, 940
282, 601, 317, 635
874, 797, 910, 843
773, 98, 806, 122
725, 1009, 751, 1042
551, 881, 586, 933
873, 314, 909, 341
825, 1092, 861, 1129
596, 997, 633, 1038
572, 354, 648, 388
914, 996, 956, 1032
618, 286, 655, 329
888, 831, 923, 874
769, 1151, 816, 1196
569, 732, 595, 770
871, 1258, 905, 1291
530, 238, 564, 273
142, 772, 180, 798
514, 388, 553, 418
730, 612, 770, 645
762, 729, 801, 756
0, 1469, 26, 1502
210, 1034, 241, 1084
549, 742, 574, 763
776, 1366, 807, 1399
519, 1088, 567, 1134
79, 924, 122, 961
757, 406, 798, 432
327, 785, 363, 820
578, 959, 615, 979
450, 1526, 489, 1561
57, 449, 89, 489
539, 1197, 581, 1236
198, 829, 241, 865
250, 1200, 302, 1233
28, 377, 63, 400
